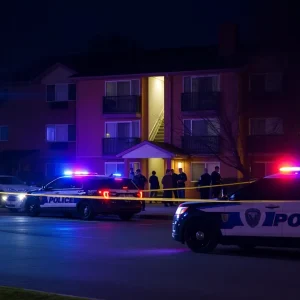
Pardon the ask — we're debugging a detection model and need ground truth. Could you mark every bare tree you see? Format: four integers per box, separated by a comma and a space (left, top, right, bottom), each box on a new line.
175, 114, 283, 180
174, 113, 250, 179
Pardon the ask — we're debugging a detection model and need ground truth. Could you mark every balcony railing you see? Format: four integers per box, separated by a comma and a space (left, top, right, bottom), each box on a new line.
103, 95, 141, 114
181, 92, 221, 111
181, 136, 220, 154
247, 135, 289, 153
102, 137, 141, 155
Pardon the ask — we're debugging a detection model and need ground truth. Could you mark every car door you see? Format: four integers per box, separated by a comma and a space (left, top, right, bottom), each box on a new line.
280, 179, 300, 238
223, 183, 261, 237
43, 177, 84, 213
224, 179, 283, 238
50, 177, 85, 213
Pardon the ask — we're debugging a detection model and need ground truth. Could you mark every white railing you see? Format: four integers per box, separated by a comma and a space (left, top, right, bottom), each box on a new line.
149, 109, 164, 141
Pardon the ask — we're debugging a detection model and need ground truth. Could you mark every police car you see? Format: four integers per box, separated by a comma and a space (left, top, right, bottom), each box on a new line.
172, 166, 300, 253
5, 171, 143, 221
0, 175, 36, 209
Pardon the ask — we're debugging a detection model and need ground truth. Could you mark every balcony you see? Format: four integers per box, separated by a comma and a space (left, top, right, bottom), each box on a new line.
102, 137, 141, 155
103, 95, 141, 114
247, 135, 291, 153
182, 136, 220, 154
181, 92, 220, 112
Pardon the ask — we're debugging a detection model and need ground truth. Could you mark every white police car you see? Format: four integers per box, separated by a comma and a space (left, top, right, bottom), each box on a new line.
5, 171, 143, 220
0, 175, 36, 210
172, 166, 300, 253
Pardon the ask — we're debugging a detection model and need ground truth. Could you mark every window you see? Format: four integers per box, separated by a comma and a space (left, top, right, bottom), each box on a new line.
0, 126, 8, 141
46, 177, 83, 190
183, 76, 220, 93
130, 162, 140, 172
105, 80, 140, 96
46, 84, 76, 102
183, 119, 220, 136
191, 162, 220, 181
105, 121, 140, 138
249, 118, 283, 135
46, 124, 76, 142
105, 162, 125, 176
249, 73, 282, 92
45, 163, 76, 177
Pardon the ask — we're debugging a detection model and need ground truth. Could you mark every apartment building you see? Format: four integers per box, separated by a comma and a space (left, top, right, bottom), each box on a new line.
0, 63, 77, 182
241, 51, 300, 178
74, 67, 241, 198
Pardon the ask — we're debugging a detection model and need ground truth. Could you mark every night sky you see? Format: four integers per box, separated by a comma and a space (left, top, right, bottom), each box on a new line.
0, 0, 293, 73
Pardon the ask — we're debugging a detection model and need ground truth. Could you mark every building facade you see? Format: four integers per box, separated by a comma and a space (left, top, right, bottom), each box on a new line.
241, 52, 300, 179
74, 69, 240, 197
0, 64, 77, 183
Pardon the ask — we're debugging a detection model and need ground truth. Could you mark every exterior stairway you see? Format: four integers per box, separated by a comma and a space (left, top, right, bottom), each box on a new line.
153, 118, 164, 142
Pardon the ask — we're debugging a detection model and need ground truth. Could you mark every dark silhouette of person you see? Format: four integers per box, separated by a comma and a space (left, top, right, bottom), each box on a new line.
198, 168, 211, 199
211, 166, 222, 198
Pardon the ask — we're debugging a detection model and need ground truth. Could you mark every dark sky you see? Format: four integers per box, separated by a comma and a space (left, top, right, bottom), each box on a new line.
0, 0, 293, 72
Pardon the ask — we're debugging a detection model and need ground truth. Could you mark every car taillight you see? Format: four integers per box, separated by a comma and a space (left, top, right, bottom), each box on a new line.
98, 190, 110, 199
137, 191, 143, 198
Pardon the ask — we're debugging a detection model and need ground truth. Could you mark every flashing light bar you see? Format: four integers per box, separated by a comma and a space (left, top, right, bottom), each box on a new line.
64, 170, 89, 176
112, 173, 122, 177
279, 167, 300, 172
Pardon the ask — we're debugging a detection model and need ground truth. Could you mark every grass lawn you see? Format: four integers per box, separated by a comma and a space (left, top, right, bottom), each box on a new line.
0, 286, 90, 300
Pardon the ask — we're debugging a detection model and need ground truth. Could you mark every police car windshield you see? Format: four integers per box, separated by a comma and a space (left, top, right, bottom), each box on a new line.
0, 176, 24, 185
84, 178, 138, 190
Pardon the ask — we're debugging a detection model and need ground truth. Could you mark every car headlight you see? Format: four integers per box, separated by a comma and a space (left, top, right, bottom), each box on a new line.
2, 195, 8, 202
17, 194, 27, 201
175, 206, 188, 215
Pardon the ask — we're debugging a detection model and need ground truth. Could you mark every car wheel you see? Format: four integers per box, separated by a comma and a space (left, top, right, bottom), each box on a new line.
79, 202, 95, 221
118, 213, 134, 221
26, 201, 40, 217
184, 223, 219, 253
238, 244, 256, 251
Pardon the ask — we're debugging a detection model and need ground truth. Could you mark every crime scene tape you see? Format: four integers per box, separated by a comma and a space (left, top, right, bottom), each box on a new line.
0, 179, 300, 203
137, 180, 255, 193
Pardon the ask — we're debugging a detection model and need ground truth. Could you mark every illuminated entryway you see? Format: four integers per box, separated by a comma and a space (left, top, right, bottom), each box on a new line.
148, 76, 165, 142
117, 141, 188, 179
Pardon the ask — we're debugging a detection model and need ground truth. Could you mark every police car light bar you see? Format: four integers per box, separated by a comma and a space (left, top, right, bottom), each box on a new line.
279, 167, 300, 172
64, 170, 89, 176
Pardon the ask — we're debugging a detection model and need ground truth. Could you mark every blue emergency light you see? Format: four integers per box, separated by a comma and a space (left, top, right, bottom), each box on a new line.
64, 170, 90, 176
112, 173, 122, 177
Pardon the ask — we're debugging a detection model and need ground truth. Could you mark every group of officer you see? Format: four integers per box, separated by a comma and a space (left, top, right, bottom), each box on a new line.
198, 166, 222, 199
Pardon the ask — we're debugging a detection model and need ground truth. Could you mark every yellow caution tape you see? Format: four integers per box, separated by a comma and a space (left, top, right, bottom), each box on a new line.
0, 190, 299, 203
141, 180, 255, 192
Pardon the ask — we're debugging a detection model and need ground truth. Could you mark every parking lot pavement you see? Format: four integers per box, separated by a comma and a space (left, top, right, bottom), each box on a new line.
0, 204, 177, 220
1, 215, 300, 300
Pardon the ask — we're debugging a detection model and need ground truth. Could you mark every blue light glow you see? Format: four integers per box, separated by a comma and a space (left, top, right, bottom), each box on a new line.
64, 170, 73, 175
64, 170, 89, 176
113, 173, 122, 177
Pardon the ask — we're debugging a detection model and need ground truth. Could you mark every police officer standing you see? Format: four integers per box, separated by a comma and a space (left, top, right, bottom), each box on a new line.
133, 169, 147, 210
198, 168, 211, 199
211, 166, 222, 198
171, 169, 179, 199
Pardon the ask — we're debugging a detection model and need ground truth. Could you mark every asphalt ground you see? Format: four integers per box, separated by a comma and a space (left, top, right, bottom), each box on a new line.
0, 215, 300, 300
